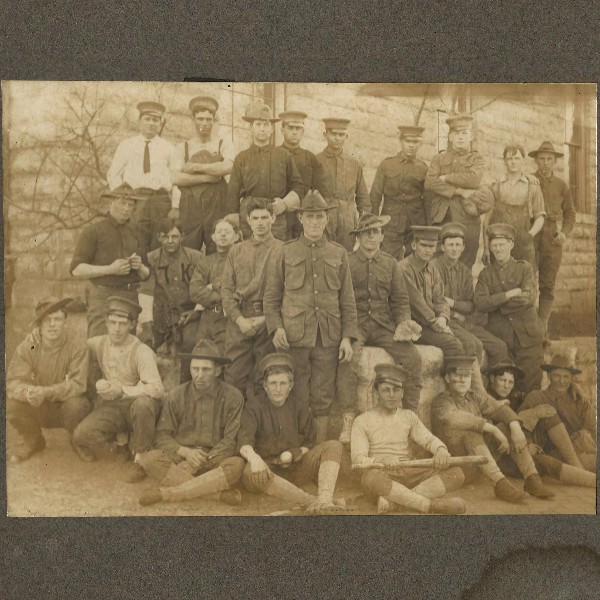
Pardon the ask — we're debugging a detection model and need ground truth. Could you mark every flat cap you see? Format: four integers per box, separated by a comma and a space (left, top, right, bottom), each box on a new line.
137, 101, 166, 118
278, 110, 308, 123
242, 102, 279, 123
350, 212, 391, 235
444, 355, 476, 375
189, 95, 219, 114
528, 140, 564, 158
259, 352, 296, 378
486, 222, 517, 241
373, 363, 409, 387
106, 296, 142, 320
294, 189, 335, 213
446, 114, 474, 131
440, 221, 467, 241
31, 296, 73, 327
180, 338, 231, 364
398, 125, 425, 138
322, 117, 351, 130
411, 225, 442, 241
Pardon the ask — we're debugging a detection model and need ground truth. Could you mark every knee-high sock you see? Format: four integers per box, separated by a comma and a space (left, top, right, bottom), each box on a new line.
264, 474, 316, 506
559, 464, 596, 487
412, 467, 465, 498
548, 423, 584, 468
160, 467, 229, 502
317, 460, 340, 504
385, 481, 430, 513
464, 438, 504, 484
509, 448, 538, 479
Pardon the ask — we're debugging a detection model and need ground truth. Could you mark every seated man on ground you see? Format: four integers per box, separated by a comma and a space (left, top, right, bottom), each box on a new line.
486, 359, 527, 411
238, 353, 347, 514
351, 363, 466, 515
7, 297, 92, 463
72, 297, 164, 482
137, 340, 245, 507
431, 356, 554, 503
519, 355, 596, 476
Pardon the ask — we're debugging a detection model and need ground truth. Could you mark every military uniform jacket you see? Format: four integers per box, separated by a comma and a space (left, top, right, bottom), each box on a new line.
188, 251, 228, 309
474, 258, 544, 348
279, 143, 332, 199
424, 149, 486, 223
370, 153, 428, 225
348, 247, 411, 332
264, 235, 358, 348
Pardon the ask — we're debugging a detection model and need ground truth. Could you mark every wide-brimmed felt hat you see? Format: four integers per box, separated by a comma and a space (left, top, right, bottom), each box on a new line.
180, 339, 231, 364
294, 189, 336, 213
31, 296, 73, 327
373, 363, 409, 387
486, 360, 525, 381
242, 102, 280, 123
137, 101, 166, 118
101, 183, 148, 203
350, 212, 391, 235
541, 354, 581, 375
528, 141, 564, 158
189, 95, 219, 115
259, 353, 296, 379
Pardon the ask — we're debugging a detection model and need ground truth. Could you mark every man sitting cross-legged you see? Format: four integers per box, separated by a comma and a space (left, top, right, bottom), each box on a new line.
138, 340, 245, 507
351, 363, 466, 515
238, 353, 347, 514
431, 356, 554, 503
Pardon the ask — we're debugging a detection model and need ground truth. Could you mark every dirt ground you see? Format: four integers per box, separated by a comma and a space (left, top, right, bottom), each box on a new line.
6, 428, 596, 517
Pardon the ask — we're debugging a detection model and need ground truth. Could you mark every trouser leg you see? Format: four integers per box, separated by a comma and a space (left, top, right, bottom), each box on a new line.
224, 322, 256, 397
466, 324, 509, 366
411, 466, 465, 497
59, 396, 93, 434
288, 347, 312, 408
361, 470, 431, 513
72, 401, 129, 449
242, 464, 315, 505
495, 423, 537, 478
417, 327, 464, 359
308, 342, 340, 417
462, 431, 505, 483
137, 450, 193, 486
179, 319, 201, 383
126, 396, 161, 453
449, 322, 484, 362
7, 396, 46, 446
514, 336, 544, 392
336, 199, 359, 252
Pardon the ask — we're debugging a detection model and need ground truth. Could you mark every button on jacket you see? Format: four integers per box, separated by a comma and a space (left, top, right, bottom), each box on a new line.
264, 235, 358, 347
348, 247, 411, 331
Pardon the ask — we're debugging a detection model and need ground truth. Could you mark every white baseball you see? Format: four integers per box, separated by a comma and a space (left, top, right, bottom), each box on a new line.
279, 451, 293, 464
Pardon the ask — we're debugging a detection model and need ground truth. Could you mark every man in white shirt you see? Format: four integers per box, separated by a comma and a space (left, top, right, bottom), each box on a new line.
107, 101, 175, 255
170, 95, 235, 254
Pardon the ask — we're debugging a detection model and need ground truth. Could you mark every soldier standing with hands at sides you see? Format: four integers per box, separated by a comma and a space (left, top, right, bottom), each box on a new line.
220, 199, 282, 400
317, 118, 371, 251
424, 115, 493, 268
70, 184, 149, 338
170, 96, 235, 254
107, 101, 174, 256
529, 141, 577, 339
370, 125, 429, 260
278, 110, 332, 240
227, 102, 305, 242
264, 190, 358, 443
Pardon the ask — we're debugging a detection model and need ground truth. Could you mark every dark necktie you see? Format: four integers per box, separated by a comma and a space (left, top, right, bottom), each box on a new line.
143, 141, 150, 174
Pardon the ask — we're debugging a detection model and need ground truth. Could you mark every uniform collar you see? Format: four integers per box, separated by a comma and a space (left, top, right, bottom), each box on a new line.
281, 143, 301, 154
398, 152, 416, 163
192, 379, 220, 400
323, 146, 344, 158
356, 247, 381, 262
106, 214, 130, 228
250, 143, 272, 153
251, 232, 275, 246
300, 234, 327, 247
407, 252, 429, 271
437, 254, 460, 270
450, 148, 470, 157
493, 257, 515, 271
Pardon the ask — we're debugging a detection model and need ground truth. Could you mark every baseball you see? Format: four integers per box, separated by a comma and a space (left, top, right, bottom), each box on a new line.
279, 451, 293, 464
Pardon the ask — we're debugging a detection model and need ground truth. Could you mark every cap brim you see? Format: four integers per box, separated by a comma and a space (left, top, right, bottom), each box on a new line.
293, 206, 336, 213
488, 365, 525, 380
242, 117, 280, 123
528, 150, 563, 158
540, 364, 581, 375
179, 353, 231, 364
350, 215, 392, 234
31, 298, 73, 327
101, 191, 147, 202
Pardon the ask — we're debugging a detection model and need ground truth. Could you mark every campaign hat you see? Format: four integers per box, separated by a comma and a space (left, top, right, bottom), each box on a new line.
31, 296, 73, 327
540, 354, 581, 375
350, 212, 391, 235
528, 140, 564, 158
179, 339, 231, 364
294, 189, 335, 213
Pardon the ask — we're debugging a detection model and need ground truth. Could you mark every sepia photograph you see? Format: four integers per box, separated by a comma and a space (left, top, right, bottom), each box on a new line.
3, 81, 596, 516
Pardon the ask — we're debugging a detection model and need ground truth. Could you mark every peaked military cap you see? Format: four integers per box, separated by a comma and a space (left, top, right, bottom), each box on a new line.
294, 189, 335, 213
31, 296, 73, 327
486, 359, 525, 381
440, 222, 467, 241
137, 101, 166, 118
180, 338, 231, 364
411, 225, 441, 241
486, 222, 517, 240
101, 183, 147, 202
528, 140, 564, 158
278, 110, 308, 124
398, 125, 425, 138
541, 354, 581, 375
189, 95, 219, 115
350, 212, 391, 235
373, 363, 409, 387
322, 117, 351, 130
242, 102, 280, 123
444, 355, 476, 375
446, 114, 474, 131
106, 296, 142, 320
259, 353, 296, 379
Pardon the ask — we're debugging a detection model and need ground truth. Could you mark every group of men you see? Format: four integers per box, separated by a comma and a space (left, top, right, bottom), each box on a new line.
6, 95, 595, 515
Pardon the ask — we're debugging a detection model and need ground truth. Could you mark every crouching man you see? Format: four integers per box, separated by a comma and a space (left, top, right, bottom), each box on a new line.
138, 340, 245, 507
431, 356, 554, 503
352, 363, 466, 515
7, 297, 92, 463
238, 353, 347, 514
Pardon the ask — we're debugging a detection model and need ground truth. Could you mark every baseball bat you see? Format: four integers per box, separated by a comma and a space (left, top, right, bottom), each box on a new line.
351, 455, 488, 471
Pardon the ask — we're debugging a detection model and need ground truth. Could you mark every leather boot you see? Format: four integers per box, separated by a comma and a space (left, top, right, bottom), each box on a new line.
315, 416, 330, 443
494, 477, 526, 503
338, 413, 355, 444
559, 464, 596, 488
524, 474, 555, 498
547, 423, 584, 468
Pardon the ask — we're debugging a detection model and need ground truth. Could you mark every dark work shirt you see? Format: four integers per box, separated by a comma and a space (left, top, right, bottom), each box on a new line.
533, 170, 577, 235
154, 380, 244, 462
227, 144, 305, 207
70, 215, 144, 287
188, 250, 229, 309
280, 143, 332, 198
430, 255, 475, 316
237, 392, 316, 459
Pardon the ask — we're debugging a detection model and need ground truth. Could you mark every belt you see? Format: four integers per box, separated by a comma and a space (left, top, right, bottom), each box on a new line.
137, 188, 170, 197
240, 300, 263, 314
93, 282, 140, 292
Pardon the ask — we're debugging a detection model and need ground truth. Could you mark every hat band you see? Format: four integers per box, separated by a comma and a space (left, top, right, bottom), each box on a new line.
375, 377, 404, 387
